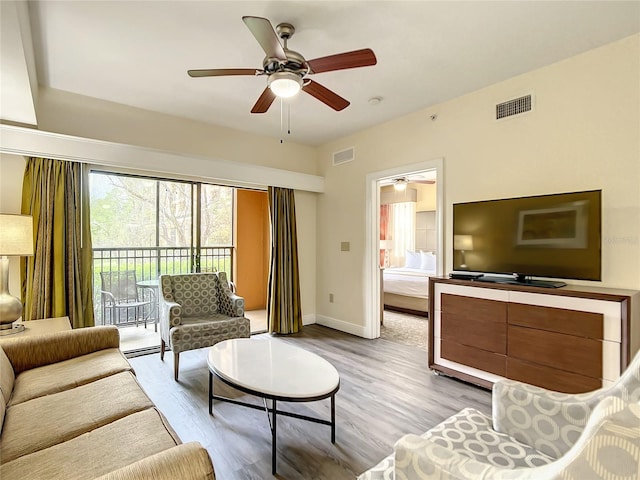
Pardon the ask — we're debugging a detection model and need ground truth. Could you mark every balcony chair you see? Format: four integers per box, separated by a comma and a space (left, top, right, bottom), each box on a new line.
358, 350, 640, 480
158, 272, 250, 381
100, 271, 152, 328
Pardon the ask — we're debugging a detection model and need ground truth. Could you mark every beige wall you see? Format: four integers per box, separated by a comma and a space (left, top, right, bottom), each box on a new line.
315, 34, 640, 332
415, 183, 437, 212
36, 88, 319, 175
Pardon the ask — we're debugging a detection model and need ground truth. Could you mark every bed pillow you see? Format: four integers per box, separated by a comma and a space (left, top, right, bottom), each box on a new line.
420, 251, 436, 271
405, 251, 421, 269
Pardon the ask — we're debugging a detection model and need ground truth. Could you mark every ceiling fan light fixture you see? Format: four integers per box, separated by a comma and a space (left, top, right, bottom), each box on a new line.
393, 178, 408, 191
268, 72, 303, 98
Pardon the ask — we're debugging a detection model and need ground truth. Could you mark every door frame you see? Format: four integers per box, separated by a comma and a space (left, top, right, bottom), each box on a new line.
363, 158, 444, 339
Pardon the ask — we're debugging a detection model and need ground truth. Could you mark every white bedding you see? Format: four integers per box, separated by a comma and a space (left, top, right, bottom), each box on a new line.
383, 267, 434, 298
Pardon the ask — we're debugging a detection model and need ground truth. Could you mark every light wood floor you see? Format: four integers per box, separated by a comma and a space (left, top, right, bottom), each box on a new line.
128, 325, 491, 480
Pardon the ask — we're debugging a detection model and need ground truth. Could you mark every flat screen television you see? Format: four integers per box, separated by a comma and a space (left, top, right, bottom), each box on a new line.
452, 190, 601, 288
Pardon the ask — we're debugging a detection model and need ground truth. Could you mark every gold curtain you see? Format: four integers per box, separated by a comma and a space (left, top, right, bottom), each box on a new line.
21, 158, 95, 328
267, 187, 302, 334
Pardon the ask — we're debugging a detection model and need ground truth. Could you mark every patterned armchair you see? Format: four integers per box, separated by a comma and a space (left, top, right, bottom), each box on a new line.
158, 272, 250, 381
359, 351, 640, 480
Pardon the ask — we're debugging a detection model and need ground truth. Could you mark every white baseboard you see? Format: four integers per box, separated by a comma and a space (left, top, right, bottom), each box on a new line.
314, 314, 367, 337
302, 314, 316, 326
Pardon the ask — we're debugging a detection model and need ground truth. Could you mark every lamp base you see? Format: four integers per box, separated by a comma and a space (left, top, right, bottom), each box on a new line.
0, 323, 25, 336
0, 255, 24, 330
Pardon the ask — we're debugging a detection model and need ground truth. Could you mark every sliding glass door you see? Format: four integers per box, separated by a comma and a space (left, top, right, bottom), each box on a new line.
89, 171, 234, 351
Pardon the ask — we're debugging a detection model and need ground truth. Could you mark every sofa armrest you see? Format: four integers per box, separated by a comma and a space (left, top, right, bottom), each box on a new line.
159, 297, 182, 328
220, 293, 245, 318
1, 326, 120, 374
492, 379, 604, 458
94, 442, 215, 480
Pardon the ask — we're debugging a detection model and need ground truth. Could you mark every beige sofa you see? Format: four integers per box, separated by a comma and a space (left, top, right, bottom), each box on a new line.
0, 326, 215, 480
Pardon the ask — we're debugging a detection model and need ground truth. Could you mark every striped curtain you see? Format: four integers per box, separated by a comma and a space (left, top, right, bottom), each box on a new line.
267, 187, 302, 334
21, 158, 95, 328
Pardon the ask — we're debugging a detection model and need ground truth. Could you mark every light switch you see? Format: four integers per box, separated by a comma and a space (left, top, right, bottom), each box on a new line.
341, 242, 350, 252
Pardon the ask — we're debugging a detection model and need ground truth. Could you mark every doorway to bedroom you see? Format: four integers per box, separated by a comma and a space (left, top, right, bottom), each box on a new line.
376, 167, 440, 349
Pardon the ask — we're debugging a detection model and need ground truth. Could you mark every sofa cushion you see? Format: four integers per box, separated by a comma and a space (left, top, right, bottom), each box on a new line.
8, 348, 132, 406
357, 408, 555, 480
0, 347, 15, 404
0, 347, 15, 433
169, 315, 250, 354
0, 407, 182, 480
0, 371, 154, 463
0, 398, 5, 437
94, 442, 216, 480
415, 408, 553, 468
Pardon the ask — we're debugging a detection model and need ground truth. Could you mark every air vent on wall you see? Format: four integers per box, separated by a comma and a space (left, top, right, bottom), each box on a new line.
333, 147, 355, 166
496, 94, 533, 120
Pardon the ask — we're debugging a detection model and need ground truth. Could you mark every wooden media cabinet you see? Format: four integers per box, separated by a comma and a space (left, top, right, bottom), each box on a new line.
428, 277, 640, 393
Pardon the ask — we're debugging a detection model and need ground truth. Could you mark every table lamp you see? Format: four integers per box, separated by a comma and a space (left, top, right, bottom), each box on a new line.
0, 214, 34, 335
379, 239, 393, 268
454, 234, 473, 270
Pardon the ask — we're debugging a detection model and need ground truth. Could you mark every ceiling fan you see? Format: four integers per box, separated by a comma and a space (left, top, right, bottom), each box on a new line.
392, 177, 436, 191
187, 16, 377, 114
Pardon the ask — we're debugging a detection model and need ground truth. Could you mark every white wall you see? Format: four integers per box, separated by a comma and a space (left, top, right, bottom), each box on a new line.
294, 190, 317, 320
315, 34, 640, 332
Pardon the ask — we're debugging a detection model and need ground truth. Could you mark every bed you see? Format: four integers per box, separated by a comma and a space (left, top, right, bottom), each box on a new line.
382, 251, 435, 317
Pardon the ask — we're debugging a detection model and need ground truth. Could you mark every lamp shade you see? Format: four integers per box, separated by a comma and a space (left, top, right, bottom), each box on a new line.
0, 214, 34, 256
380, 240, 393, 250
454, 234, 473, 251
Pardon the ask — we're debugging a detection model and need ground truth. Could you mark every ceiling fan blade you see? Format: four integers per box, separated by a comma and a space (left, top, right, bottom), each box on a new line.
251, 87, 277, 113
302, 80, 350, 111
307, 48, 377, 74
188, 68, 258, 78
242, 16, 287, 61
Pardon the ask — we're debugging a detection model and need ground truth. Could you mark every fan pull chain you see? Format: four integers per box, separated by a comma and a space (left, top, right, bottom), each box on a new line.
280, 97, 284, 144
279, 99, 293, 144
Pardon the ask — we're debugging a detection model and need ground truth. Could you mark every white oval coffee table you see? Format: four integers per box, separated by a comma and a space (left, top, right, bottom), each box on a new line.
207, 338, 340, 475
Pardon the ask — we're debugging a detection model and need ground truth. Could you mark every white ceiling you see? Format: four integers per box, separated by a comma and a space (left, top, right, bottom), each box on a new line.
27, 1, 640, 146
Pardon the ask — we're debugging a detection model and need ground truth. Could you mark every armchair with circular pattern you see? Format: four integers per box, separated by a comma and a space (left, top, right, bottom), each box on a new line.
158, 272, 250, 381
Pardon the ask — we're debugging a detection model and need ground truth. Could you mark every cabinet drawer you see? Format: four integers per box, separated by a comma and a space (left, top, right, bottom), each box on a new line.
441, 294, 507, 354
507, 358, 602, 394
508, 303, 603, 339
442, 294, 507, 320
441, 339, 506, 376
508, 325, 602, 378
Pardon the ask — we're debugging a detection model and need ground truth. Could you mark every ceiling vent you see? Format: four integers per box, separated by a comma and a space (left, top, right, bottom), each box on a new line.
333, 147, 355, 166
496, 94, 533, 120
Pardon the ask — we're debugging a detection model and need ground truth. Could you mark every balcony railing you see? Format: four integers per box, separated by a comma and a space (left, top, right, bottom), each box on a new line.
93, 246, 233, 326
